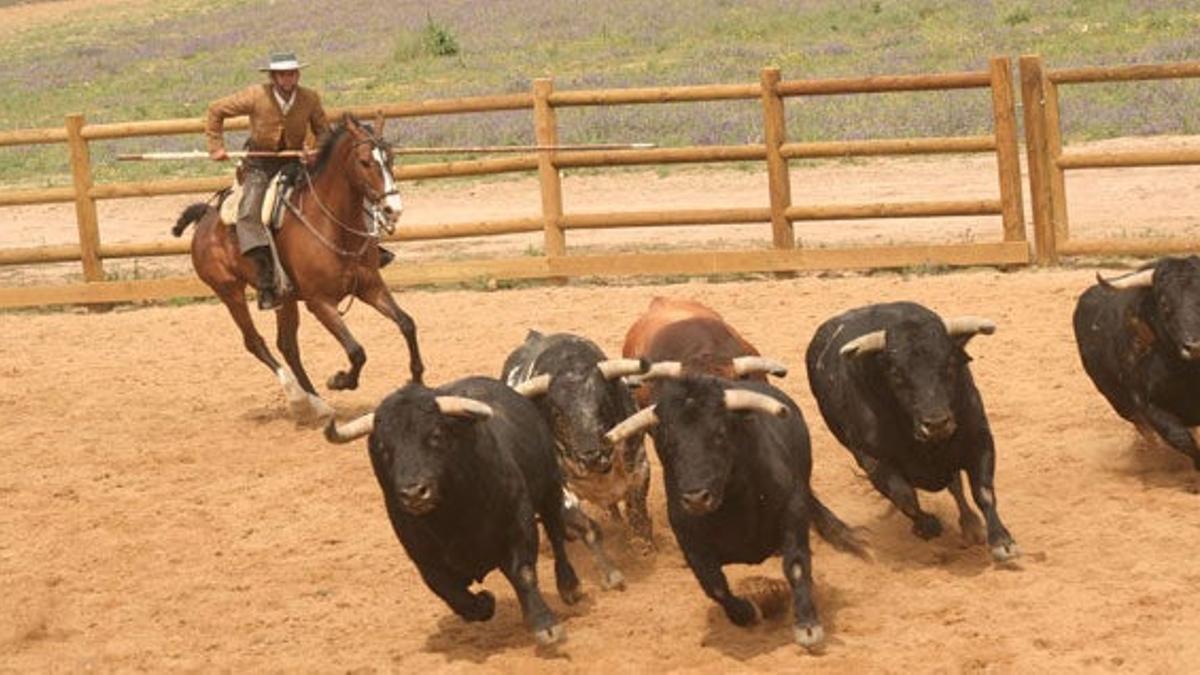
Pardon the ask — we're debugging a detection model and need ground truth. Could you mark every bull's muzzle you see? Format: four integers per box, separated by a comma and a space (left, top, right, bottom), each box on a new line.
680, 488, 718, 515
916, 413, 957, 442
397, 481, 438, 514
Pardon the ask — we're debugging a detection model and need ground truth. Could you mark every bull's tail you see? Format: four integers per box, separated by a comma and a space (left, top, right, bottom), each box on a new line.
810, 491, 871, 560
173, 203, 210, 237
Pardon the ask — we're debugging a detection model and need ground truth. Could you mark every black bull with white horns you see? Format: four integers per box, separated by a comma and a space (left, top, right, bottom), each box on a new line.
323, 377, 581, 646
603, 373, 867, 650
1074, 255, 1200, 467
805, 301, 1019, 562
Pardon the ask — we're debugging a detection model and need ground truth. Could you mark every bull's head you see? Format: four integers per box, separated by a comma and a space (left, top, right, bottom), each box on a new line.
513, 359, 646, 476
324, 387, 493, 515
605, 376, 788, 516
840, 315, 995, 443
1100, 256, 1200, 361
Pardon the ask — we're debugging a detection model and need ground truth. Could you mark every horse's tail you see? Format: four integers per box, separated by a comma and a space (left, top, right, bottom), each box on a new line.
173, 203, 210, 237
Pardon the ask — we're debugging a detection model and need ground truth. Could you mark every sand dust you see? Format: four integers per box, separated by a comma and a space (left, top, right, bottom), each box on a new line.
4, 138, 1200, 670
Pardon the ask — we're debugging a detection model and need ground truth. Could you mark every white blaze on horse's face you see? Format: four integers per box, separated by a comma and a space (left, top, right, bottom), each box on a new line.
372, 146, 403, 218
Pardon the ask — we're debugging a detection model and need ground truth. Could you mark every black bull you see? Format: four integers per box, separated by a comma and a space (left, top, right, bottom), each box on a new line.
1074, 255, 1200, 467
324, 377, 580, 646
604, 375, 866, 649
805, 301, 1019, 562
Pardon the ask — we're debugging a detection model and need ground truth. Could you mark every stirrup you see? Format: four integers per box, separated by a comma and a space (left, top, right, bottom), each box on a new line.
378, 246, 395, 268
257, 287, 280, 311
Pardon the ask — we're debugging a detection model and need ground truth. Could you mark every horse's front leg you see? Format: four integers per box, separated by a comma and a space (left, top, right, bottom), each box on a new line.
360, 280, 425, 384
275, 299, 333, 419
305, 299, 367, 391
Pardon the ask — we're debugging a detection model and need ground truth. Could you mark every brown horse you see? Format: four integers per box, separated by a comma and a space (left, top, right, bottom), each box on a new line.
172, 113, 424, 419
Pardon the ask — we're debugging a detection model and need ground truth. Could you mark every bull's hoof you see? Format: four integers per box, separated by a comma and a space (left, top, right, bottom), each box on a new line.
461, 590, 495, 622
959, 513, 987, 545
559, 581, 585, 605
533, 622, 566, 646
601, 569, 626, 591
912, 514, 943, 540
991, 540, 1021, 562
326, 371, 358, 391
794, 622, 826, 650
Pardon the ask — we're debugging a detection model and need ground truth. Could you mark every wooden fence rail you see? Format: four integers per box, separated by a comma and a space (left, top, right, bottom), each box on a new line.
1020, 55, 1200, 263
0, 60, 1030, 309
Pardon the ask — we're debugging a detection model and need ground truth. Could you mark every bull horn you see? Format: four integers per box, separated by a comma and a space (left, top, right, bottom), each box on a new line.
723, 389, 789, 418
434, 396, 494, 419
943, 316, 997, 337
512, 374, 551, 398
732, 356, 789, 378
625, 360, 683, 388
597, 358, 649, 380
839, 330, 886, 357
324, 412, 376, 444
1097, 268, 1154, 290
604, 405, 660, 446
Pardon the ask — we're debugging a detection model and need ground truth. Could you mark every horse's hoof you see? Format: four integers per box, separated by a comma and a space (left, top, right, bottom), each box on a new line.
327, 372, 357, 391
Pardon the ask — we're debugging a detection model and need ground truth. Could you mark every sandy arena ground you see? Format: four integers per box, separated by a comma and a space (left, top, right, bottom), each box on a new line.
4, 2, 1200, 660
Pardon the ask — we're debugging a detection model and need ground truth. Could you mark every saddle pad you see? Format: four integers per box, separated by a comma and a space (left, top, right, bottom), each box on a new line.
219, 174, 284, 227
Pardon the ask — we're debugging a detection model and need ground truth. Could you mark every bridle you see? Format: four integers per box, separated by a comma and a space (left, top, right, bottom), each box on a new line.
286, 124, 399, 258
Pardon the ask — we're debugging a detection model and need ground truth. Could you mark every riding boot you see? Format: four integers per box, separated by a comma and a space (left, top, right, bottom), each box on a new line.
378, 246, 395, 268
247, 246, 279, 310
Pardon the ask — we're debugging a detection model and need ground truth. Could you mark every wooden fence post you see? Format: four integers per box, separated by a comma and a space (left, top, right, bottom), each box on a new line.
533, 78, 566, 263
1043, 79, 1069, 242
1018, 55, 1058, 265
760, 67, 795, 250
988, 57, 1026, 244
65, 113, 104, 281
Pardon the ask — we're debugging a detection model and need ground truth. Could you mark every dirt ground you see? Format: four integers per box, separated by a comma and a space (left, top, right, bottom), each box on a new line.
5, 1, 1200, 661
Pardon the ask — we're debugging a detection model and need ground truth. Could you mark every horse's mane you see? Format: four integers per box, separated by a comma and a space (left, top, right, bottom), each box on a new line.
310, 119, 379, 177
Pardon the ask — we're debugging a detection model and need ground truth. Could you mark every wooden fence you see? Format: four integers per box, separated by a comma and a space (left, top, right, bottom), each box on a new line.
1020, 54, 1200, 264
1, 58, 1032, 308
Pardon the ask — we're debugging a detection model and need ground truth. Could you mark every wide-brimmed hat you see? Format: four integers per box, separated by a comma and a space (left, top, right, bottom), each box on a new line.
259, 52, 306, 72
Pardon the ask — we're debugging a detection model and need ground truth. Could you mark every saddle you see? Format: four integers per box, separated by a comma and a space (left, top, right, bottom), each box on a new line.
217, 163, 300, 230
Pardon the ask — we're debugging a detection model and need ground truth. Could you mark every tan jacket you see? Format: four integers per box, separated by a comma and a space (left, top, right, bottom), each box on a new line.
205, 84, 329, 154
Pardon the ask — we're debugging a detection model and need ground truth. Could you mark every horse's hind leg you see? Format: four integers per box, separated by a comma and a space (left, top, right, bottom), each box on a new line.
360, 282, 425, 384
216, 286, 324, 418
306, 299, 368, 391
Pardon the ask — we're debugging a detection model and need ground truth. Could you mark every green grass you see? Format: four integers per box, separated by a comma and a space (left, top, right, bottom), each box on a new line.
2, 0, 1200, 189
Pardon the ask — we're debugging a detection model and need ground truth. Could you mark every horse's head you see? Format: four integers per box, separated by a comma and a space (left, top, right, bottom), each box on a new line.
341, 112, 403, 223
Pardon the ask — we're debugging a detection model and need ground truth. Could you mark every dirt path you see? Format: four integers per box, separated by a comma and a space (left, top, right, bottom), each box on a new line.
3, 265, 1200, 671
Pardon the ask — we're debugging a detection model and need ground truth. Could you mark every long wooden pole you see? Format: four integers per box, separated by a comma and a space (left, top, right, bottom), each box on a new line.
65, 113, 104, 281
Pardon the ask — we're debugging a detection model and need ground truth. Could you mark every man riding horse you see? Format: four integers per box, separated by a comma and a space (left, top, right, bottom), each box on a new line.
206, 52, 393, 309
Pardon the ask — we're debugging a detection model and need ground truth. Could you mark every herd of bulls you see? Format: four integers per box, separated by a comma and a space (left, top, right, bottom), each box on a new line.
318, 255, 1200, 650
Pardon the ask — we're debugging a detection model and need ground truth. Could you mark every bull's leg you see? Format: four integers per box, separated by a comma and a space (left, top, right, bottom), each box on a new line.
780, 520, 823, 649
856, 452, 942, 539
415, 563, 495, 622
948, 471, 986, 545
274, 299, 333, 419
681, 547, 760, 627
561, 488, 625, 590
1144, 405, 1200, 468
536, 488, 584, 604
499, 518, 563, 646
964, 440, 1019, 561
305, 300, 367, 391
360, 281, 425, 384
623, 444, 655, 550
